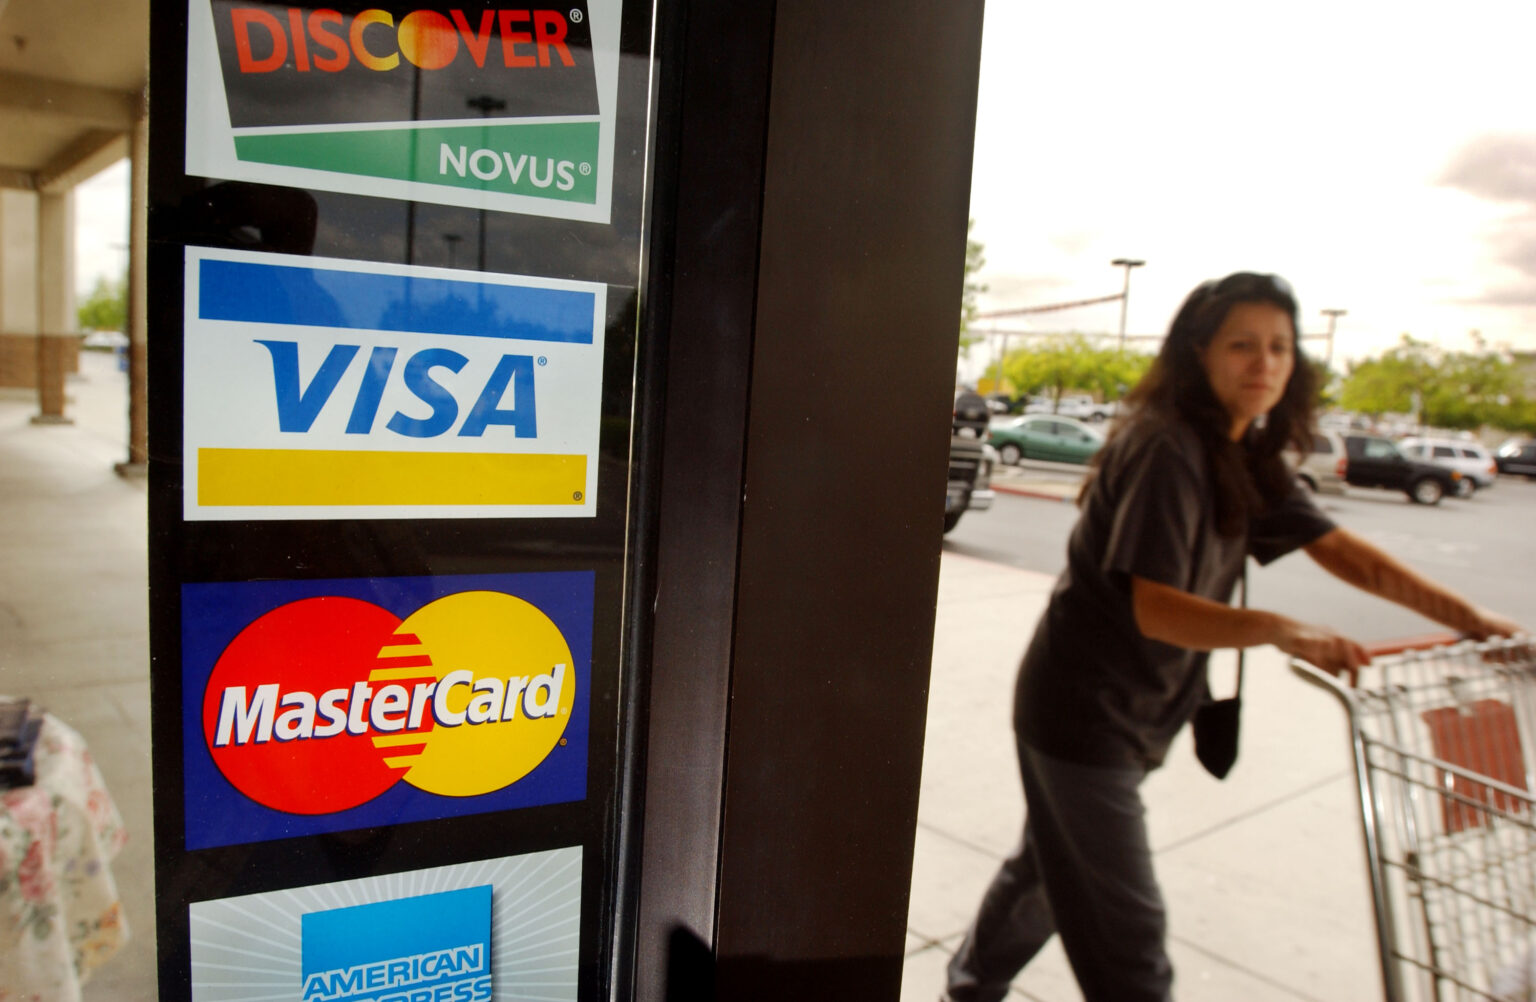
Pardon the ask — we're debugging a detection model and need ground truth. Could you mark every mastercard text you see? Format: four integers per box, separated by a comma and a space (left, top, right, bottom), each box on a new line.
213, 665, 569, 747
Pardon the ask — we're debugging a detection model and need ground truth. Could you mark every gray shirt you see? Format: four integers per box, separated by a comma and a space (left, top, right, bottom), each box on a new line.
1015, 419, 1335, 769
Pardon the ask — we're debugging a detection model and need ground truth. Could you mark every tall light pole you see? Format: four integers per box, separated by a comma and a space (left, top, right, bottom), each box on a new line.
1321, 308, 1347, 368
1111, 258, 1145, 350
466, 94, 507, 272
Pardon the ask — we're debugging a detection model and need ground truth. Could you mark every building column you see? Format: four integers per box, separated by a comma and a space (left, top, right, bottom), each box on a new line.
119, 98, 149, 473
0, 189, 40, 391
33, 189, 75, 425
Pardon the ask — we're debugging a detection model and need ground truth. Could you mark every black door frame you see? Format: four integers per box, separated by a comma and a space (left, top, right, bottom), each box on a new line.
629, 2, 986, 997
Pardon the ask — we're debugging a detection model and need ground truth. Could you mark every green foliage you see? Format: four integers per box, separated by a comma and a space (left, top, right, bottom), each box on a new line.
77, 275, 127, 333
1310, 358, 1340, 409
999, 334, 1153, 407
958, 219, 987, 350
1339, 335, 1531, 431
1338, 337, 1429, 416
1493, 397, 1536, 436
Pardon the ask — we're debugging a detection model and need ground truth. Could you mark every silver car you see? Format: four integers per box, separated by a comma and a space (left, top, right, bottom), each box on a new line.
1294, 429, 1347, 494
1398, 437, 1497, 496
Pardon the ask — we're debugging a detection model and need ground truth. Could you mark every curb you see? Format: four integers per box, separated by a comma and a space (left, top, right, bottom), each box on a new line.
991, 483, 1078, 503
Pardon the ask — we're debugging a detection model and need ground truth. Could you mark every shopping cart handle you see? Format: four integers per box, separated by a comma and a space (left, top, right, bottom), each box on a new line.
1363, 632, 1462, 658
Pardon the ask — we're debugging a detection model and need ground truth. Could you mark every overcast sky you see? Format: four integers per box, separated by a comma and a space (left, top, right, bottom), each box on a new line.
74, 160, 129, 299
75, 4, 1536, 366
967, 1, 1536, 365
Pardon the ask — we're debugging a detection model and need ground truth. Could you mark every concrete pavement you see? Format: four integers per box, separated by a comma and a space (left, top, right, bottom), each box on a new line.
2, 358, 1387, 1000
987, 460, 1088, 504
0, 352, 155, 1001
903, 552, 1385, 1001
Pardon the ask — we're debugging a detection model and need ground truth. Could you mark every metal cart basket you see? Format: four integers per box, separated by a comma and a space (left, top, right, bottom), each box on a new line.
1294, 635, 1536, 1001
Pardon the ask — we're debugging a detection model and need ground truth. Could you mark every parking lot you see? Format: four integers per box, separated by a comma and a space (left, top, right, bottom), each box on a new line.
951, 461, 1536, 644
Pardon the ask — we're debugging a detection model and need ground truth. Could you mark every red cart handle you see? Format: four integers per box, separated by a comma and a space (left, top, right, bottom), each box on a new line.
1364, 632, 1462, 659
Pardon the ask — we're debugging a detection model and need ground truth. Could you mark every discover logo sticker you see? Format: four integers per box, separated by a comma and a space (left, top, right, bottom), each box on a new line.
185, 0, 625, 222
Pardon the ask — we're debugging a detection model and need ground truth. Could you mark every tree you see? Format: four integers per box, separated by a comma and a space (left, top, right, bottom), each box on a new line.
1310, 358, 1340, 410
958, 219, 987, 351
1339, 335, 1530, 430
1085, 346, 1154, 402
1428, 340, 1525, 430
77, 274, 127, 333
1000, 334, 1153, 409
1492, 397, 1536, 436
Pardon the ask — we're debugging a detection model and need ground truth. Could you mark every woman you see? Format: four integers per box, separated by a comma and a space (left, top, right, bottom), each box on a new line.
942, 272, 1523, 1002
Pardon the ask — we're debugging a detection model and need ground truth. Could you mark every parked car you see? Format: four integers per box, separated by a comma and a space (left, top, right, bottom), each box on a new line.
1342, 434, 1462, 505
1495, 439, 1536, 479
1398, 437, 1497, 496
1293, 429, 1347, 494
1053, 395, 1117, 422
946, 389, 996, 533
80, 329, 128, 351
987, 414, 1104, 466
952, 388, 990, 439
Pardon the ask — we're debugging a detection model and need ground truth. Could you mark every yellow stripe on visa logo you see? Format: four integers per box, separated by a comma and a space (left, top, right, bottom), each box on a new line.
182, 247, 606, 522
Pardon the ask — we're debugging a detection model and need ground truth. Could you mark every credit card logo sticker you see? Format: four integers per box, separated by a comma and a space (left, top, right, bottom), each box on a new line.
188, 850, 580, 1002
182, 572, 592, 849
301, 886, 492, 1002
183, 247, 605, 521
186, 0, 624, 221
206, 591, 574, 811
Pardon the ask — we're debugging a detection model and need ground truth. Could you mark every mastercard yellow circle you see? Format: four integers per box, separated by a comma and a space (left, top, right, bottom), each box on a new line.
378, 590, 574, 797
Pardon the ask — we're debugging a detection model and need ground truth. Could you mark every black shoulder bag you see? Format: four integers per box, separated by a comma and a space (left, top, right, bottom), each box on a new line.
1192, 564, 1246, 780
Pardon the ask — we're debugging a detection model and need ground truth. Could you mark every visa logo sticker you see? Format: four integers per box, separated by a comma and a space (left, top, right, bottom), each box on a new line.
185, 0, 625, 222
182, 246, 605, 521
181, 570, 593, 849
187, 849, 581, 1002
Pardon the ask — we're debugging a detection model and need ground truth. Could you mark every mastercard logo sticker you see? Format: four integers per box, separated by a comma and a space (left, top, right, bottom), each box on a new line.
182, 572, 591, 849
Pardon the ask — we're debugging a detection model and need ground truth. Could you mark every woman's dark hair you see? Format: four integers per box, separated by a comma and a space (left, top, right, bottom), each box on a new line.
1087, 271, 1317, 536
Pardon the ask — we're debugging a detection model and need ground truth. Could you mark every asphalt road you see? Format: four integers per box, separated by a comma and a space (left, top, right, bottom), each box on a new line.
942, 476, 1536, 645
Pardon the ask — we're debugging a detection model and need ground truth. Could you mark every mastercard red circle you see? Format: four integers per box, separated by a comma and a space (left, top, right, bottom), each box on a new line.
202, 597, 415, 815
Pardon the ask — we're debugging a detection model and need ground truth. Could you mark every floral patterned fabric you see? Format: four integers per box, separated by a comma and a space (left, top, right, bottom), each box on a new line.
1, 713, 129, 1002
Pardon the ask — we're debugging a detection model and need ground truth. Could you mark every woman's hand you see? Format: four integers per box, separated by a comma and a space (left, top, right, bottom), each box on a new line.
1464, 608, 1531, 665
1272, 617, 1370, 686
1463, 608, 1525, 642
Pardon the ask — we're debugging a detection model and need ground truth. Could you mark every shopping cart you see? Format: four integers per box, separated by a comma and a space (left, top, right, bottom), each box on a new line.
1293, 634, 1536, 1002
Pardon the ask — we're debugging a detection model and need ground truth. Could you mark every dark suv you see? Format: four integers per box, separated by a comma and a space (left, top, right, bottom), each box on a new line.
946, 389, 996, 533
1343, 434, 1462, 505
1495, 439, 1536, 479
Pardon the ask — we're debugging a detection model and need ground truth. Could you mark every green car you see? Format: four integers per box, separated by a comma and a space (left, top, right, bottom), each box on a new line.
987, 415, 1104, 466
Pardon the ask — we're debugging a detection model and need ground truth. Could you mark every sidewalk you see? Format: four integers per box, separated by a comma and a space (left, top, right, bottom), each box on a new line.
0, 353, 156, 1000
2, 361, 1384, 1001
988, 461, 1087, 504
903, 551, 1383, 1001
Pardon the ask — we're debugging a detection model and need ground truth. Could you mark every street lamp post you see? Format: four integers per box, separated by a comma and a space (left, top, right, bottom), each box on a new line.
1111, 258, 1145, 350
1320, 308, 1347, 368
466, 94, 508, 272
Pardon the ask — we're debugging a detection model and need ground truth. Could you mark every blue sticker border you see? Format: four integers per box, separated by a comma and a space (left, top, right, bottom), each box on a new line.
181, 571, 593, 850
198, 258, 597, 344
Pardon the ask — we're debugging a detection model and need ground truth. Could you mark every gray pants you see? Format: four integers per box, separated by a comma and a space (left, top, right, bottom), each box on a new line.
944, 740, 1173, 1002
